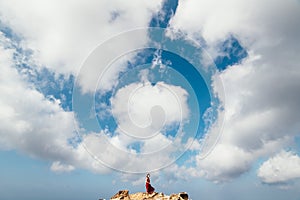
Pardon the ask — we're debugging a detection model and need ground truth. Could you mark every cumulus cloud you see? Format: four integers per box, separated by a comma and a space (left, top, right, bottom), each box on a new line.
0, 39, 71, 153
0, 0, 163, 93
257, 151, 300, 184
193, 53, 300, 182
0, 33, 109, 174
80, 131, 186, 173
170, 0, 300, 46
167, 0, 300, 182
79, 79, 193, 172
195, 144, 252, 182
111, 81, 189, 139
50, 161, 75, 172
0, 15, 193, 176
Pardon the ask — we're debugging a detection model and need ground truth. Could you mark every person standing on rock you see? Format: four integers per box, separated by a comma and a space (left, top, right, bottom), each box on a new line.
145, 173, 155, 194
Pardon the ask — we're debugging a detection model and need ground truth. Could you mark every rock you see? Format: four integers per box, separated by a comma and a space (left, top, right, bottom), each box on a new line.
110, 190, 189, 200
179, 192, 189, 200
169, 192, 188, 200
111, 190, 130, 200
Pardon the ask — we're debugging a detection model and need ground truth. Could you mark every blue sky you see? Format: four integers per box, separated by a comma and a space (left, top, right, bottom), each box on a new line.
1, 0, 300, 200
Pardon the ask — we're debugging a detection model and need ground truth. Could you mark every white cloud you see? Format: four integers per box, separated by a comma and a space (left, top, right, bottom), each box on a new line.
50, 161, 75, 172
170, 0, 300, 46
141, 132, 173, 154
167, 0, 300, 183
196, 144, 253, 182
111, 81, 189, 139
0, 0, 163, 93
79, 132, 178, 173
193, 53, 300, 182
0, 33, 109, 174
76, 29, 150, 94
0, 25, 194, 175
76, 79, 193, 173
257, 151, 300, 184
169, 0, 300, 66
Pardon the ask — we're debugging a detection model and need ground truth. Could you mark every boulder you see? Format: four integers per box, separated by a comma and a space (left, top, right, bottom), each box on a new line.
169, 192, 189, 200
111, 190, 130, 200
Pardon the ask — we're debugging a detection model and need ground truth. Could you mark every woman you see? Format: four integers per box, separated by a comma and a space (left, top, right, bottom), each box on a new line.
145, 173, 155, 194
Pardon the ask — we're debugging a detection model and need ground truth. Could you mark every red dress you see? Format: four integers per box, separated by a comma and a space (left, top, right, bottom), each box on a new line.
145, 177, 155, 194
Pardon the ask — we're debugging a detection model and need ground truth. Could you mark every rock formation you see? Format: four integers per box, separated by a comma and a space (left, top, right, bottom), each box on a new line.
110, 190, 189, 200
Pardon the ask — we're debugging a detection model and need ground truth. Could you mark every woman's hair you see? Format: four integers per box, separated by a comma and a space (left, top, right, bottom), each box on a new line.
146, 173, 150, 177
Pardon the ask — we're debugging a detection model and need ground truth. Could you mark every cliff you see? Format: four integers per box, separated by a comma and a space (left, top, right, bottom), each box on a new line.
110, 190, 189, 200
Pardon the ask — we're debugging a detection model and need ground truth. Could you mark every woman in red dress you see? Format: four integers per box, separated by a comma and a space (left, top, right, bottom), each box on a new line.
145, 173, 155, 194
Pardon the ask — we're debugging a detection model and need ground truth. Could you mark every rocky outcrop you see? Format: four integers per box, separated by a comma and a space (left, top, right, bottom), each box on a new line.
110, 190, 189, 200
111, 190, 130, 200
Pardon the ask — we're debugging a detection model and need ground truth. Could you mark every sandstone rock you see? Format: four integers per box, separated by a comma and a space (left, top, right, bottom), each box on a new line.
111, 190, 130, 200
169, 192, 189, 200
110, 190, 189, 200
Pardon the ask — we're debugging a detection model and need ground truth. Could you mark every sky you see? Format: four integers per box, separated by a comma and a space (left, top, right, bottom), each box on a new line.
0, 0, 300, 200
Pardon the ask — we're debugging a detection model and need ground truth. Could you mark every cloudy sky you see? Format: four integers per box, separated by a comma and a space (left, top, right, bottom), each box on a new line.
1, 0, 300, 199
